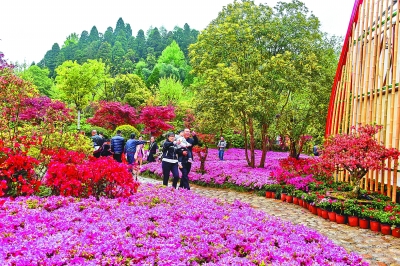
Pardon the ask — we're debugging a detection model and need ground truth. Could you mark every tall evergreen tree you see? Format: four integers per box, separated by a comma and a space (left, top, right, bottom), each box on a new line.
97, 42, 112, 64
104, 27, 114, 45
89, 26, 99, 42
146, 27, 163, 57
135, 30, 147, 59
125, 23, 133, 37
78, 30, 90, 48
114, 18, 125, 36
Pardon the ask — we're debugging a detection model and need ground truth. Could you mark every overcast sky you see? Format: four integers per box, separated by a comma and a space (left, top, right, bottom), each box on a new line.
0, 0, 354, 65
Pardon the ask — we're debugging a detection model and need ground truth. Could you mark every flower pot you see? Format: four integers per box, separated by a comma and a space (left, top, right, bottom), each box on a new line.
281, 193, 287, 202
328, 211, 336, 222
286, 195, 293, 203
359, 218, 369, 229
309, 205, 317, 215
321, 209, 329, 219
271, 192, 276, 199
392, 227, 400, 238
370, 220, 380, 232
380, 224, 392, 235
348, 216, 359, 227
305, 202, 309, 209
265, 191, 272, 198
298, 199, 303, 206
293, 197, 299, 205
335, 214, 347, 224
317, 208, 322, 217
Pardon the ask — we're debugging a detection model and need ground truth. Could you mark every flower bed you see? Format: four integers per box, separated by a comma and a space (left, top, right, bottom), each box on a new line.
0, 184, 366, 265
141, 149, 296, 189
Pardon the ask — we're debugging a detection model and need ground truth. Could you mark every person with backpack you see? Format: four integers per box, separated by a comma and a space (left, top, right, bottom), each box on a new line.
217, 136, 227, 160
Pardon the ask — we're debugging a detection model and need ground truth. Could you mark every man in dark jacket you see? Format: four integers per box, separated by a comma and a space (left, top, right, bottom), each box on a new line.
111, 130, 125, 162
124, 133, 148, 166
179, 128, 198, 190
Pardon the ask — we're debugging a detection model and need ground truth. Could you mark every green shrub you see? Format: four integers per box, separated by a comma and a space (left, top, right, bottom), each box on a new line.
114, 125, 140, 140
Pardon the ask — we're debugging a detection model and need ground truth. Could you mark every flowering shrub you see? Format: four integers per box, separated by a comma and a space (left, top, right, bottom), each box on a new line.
0, 140, 41, 197
322, 125, 400, 196
45, 150, 139, 198
0, 184, 366, 265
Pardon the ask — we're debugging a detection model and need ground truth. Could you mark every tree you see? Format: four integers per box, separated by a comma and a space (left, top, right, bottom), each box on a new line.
190, 0, 335, 166
147, 27, 163, 57
157, 40, 186, 68
20, 65, 54, 97
89, 26, 99, 42
87, 101, 139, 131
322, 125, 400, 197
157, 77, 184, 105
139, 106, 176, 137
135, 30, 147, 59
55, 60, 106, 130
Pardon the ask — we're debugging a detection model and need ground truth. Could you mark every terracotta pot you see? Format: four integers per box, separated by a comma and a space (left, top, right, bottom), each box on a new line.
317, 208, 322, 217
286, 195, 293, 203
281, 193, 287, 202
359, 218, 369, 229
298, 199, 303, 206
321, 209, 329, 219
309, 205, 317, 215
328, 211, 336, 222
392, 227, 400, 238
348, 216, 359, 227
380, 224, 392, 235
265, 191, 272, 198
271, 192, 276, 199
370, 220, 380, 232
293, 197, 299, 205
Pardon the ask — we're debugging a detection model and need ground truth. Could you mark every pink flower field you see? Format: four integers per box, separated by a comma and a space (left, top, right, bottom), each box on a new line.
141, 149, 308, 189
0, 184, 366, 265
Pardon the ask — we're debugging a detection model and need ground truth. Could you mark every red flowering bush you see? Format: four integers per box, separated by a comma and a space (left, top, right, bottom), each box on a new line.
322, 124, 400, 196
139, 105, 176, 137
192, 133, 214, 174
45, 150, 139, 198
0, 139, 41, 197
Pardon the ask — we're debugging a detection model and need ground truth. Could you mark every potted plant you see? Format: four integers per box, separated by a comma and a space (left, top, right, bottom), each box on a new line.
374, 210, 392, 235
294, 190, 304, 205
343, 200, 361, 227
332, 200, 347, 224
284, 185, 295, 203
390, 214, 400, 238
316, 198, 331, 219
264, 184, 276, 198
358, 207, 372, 229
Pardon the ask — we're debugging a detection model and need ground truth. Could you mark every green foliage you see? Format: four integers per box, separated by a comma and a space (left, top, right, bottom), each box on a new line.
20, 65, 54, 97
157, 77, 184, 105
158, 40, 186, 68
114, 125, 140, 139
343, 200, 362, 217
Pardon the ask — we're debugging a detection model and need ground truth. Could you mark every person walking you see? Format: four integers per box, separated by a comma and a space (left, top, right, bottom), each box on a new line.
100, 137, 113, 157
178, 128, 198, 190
125, 134, 147, 168
111, 130, 125, 162
134, 136, 146, 168
147, 136, 159, 162
217, 136, 227, 160
161, 132, 180, 188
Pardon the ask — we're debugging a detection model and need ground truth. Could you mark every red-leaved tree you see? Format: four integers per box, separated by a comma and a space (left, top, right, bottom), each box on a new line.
139, 105, 176, 137
322, 124, 400, 196
192, 133, 215, 174
87, 101, 139, 130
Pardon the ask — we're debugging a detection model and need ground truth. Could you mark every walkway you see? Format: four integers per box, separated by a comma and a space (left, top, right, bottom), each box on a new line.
138, 176, 400, 265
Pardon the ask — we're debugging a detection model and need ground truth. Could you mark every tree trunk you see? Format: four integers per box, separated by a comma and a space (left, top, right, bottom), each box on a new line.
248, 117, 255, 168
350, 177, 361, 198
77, 110, 81, 131
289, 138, 298, 159
259, 123, 268, 168
242, 113, 250, 166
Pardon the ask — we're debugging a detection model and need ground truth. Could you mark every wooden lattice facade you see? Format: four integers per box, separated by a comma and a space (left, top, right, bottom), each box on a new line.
326, 0, 400, 202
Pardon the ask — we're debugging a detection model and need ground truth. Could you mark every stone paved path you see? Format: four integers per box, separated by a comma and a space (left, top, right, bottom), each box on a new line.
138, 176, 400, 266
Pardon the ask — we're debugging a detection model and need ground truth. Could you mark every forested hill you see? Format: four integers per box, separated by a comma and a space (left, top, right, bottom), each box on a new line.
37, 18, 199, 78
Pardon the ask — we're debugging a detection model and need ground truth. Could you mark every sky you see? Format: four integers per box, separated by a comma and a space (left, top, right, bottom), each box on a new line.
0, 0, 355, 65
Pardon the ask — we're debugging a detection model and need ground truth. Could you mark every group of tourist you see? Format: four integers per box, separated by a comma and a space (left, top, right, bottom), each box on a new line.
91, 128, 229, 190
